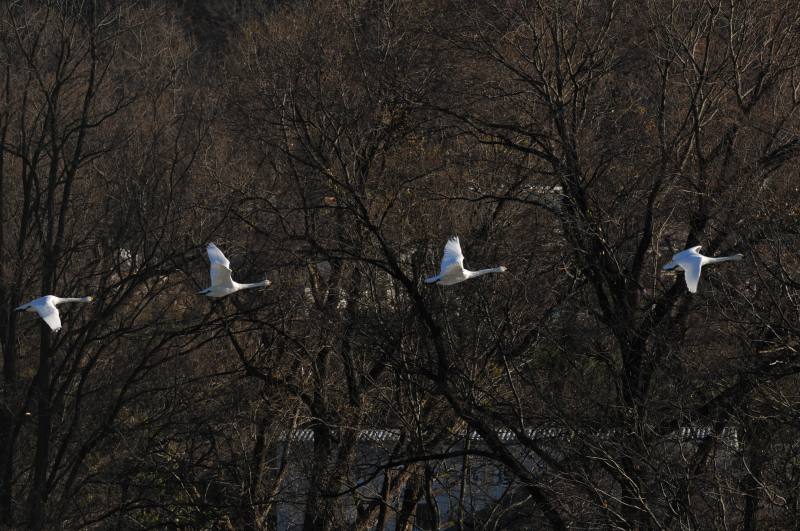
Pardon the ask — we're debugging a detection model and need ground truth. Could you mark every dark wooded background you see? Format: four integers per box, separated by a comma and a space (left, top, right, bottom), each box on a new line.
1, 1, 799, 528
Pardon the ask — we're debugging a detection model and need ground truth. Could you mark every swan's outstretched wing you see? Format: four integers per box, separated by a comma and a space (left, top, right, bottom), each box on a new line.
35, 302, 62, 331
439, 237, 465, 276
206, 243, 231, 269
210, 263, 235, 289
682, 259, 702, 293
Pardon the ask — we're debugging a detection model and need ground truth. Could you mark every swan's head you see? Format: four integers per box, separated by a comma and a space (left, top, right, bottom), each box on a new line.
498, 266, 507, 273
732, 253, 744, 261
83, 296, 94, 302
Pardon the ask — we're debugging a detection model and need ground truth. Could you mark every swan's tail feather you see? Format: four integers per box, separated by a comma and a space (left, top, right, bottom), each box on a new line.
424, 275, 439, 284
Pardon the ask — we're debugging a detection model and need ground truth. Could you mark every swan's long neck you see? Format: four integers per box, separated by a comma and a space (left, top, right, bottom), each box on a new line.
703, 254, 743, 265
55, 296, 93, 304
467, 266, 506, 278
235, 280, 270, 290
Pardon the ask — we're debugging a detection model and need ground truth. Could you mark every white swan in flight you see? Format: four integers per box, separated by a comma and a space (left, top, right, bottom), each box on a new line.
661, 245, 743, 293
14, 295, 94, 332
199, 243, 271, 298
425, 236, 506, 286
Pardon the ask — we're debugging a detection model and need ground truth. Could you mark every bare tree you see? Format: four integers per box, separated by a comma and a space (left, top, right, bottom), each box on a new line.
0, 3, 225, 527
2, 1, 799, 529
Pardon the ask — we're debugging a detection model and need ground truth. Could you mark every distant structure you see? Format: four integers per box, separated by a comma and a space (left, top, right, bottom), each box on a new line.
273, 425, 740, 529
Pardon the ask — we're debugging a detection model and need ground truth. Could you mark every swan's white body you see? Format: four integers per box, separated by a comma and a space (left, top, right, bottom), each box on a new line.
425, 236, 506, 286
199, 243, 271, 298
662, 246, 743, 293
14, 295, 93, 332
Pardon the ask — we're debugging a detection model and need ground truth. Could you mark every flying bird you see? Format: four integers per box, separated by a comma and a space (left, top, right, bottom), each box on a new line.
661, 245, 743, 293
15, 295, 94, 332
425, 236, 506, 286
199, 243, 271, 298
